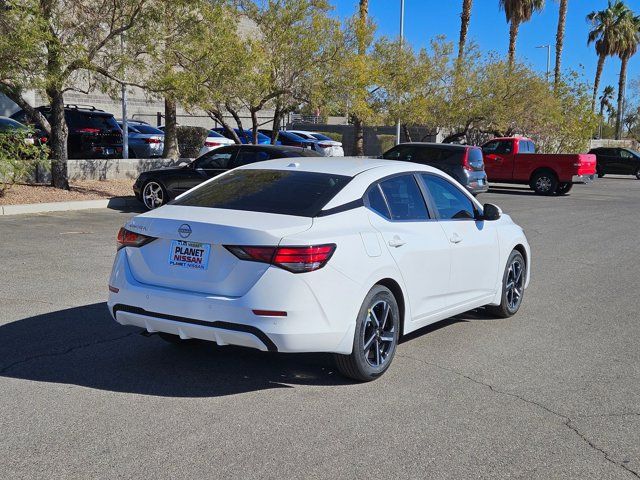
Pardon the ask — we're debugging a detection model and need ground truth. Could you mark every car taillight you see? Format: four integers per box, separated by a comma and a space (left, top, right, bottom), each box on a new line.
204, 141, 222, 147
117, 227, 155, 250
144, 137, 162, 144
462, 149, 473, 171
224, 244, 336, 273
75, 127, 100, 134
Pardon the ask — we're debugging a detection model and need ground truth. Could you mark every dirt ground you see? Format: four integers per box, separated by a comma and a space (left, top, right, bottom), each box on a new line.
0, 180, 135, 206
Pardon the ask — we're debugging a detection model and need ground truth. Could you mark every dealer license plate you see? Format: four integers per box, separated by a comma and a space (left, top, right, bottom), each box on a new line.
168, 240, 210, 270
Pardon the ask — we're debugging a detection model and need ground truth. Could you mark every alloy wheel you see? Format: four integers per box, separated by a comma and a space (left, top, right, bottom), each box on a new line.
362, 300, 396, 367
143, 182, 164, 209
535, 176, 553, 193
505, 258, 525, 311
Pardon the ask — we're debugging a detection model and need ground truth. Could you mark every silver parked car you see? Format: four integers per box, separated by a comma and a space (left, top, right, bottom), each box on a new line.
119, 121, 164, 158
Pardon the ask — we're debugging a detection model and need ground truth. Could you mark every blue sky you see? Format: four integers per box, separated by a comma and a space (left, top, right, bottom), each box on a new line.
330, 1, 640, 96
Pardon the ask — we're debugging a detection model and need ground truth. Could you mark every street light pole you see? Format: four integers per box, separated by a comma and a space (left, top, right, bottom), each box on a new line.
395, 0, 405, 145
536, 44, 551, 82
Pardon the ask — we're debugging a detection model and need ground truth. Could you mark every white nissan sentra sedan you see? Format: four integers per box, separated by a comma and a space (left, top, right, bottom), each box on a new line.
108, 157, 530, 381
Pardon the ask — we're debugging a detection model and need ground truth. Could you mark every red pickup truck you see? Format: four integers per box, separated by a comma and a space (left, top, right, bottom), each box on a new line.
481, 137, 597, 195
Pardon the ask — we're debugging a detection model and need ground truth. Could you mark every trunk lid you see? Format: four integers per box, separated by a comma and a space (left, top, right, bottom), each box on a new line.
124, 205, 312, 296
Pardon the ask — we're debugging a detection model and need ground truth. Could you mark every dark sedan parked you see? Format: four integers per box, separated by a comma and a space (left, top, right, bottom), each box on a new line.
133, 144, 321, 209
381, 143, 489, 195
588, 147, 640, 179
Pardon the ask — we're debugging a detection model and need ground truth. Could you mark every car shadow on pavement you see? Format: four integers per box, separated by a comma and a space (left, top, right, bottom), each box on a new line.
0, 303, 352, 397
486, 186, 536, 196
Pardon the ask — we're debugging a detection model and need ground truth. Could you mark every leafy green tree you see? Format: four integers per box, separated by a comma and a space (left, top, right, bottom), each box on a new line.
499, 0, 545, 67
587, 0, 630, 110
0, 0, 149, 188
614, 11, 640, 139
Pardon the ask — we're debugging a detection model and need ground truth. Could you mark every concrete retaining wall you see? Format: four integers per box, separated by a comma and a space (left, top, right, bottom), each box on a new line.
28, 158, 194, 182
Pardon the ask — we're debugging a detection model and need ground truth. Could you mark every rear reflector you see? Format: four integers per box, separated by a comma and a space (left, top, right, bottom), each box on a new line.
252, 309, 287, 317
225, 244, 336, 273
117, 227, 155, 250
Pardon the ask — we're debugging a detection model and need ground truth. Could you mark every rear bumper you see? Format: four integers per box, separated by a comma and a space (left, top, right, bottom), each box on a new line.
107, 249, 358, 354
572, 173, 596, 184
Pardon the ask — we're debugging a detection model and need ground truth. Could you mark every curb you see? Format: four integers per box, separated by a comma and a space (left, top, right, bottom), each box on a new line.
0, 197, 141, 216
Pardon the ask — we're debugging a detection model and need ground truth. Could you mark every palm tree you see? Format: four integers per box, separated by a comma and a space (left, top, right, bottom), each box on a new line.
614, 12, 640, 139
554, 0, 568, 88
599, 85, 615, 138
499, 0, 546, 67
587, 1, 629, 110
457, 0, 473, 61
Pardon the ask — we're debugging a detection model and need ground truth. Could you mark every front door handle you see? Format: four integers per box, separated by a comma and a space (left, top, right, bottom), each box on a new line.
388, 235, 406, 247
450, 232, 463, 244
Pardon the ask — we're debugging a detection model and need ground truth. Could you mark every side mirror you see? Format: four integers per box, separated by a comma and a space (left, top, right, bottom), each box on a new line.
479, 203, 501, 221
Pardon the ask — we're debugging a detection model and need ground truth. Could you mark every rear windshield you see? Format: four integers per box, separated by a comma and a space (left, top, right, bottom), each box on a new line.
172, 169, 351, 217
132, 124, 163, 135
310, 133, 333, 141
67, 112, 120, 131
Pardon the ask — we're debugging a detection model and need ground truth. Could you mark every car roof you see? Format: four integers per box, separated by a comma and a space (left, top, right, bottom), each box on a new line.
237, 156, 443, 177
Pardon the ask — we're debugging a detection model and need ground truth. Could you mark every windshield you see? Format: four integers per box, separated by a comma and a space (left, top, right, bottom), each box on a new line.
172, 169, 351, 217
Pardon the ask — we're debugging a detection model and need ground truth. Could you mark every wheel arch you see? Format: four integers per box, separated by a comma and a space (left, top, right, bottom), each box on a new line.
375, 278, 406, 336
529, 167, 558, 185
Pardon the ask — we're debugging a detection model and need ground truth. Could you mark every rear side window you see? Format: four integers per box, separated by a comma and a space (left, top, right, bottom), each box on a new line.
366, 185, 391, 219
379, 175, 429, 220
421, 174, 475, 220
232, 149, 271, 167
172, 170, 351, 217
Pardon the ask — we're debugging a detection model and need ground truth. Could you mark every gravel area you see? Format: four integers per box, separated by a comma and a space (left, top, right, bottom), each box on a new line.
0, 180, 135, 206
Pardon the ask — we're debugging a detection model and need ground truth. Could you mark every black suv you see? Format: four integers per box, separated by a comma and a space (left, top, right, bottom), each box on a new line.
588, 147, 640, 179
11, 105, 123, 159
382, 143, 489, 195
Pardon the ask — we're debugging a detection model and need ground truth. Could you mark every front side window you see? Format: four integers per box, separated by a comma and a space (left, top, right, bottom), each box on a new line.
172, 169, 351, 217
194, 150, 234, 169
421, 174, 475, 220
378, 175, 429, 220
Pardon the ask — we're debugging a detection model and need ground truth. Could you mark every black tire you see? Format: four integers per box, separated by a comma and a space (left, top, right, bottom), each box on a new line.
157, 332, 195, 345
141, 180, 167, 210
335, 285, 400, 382
555, 182, 573, 195
530, 170, 558, 196
487, 250, 527, 318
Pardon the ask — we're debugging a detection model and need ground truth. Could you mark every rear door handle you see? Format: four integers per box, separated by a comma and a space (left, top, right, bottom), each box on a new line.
450, 232, 463, 244
388, 236, 406, 247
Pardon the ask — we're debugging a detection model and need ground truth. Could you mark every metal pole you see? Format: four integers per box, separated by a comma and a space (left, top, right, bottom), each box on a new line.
120, 33, 128, 159
536, 45, 551, 82
546, 45, 551, 82
395, 0, 404, 146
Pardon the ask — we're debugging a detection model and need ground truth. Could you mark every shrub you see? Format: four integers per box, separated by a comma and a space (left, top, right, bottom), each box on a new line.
176, 126, 209, 158
0, 130, 49, 197
377, 134, 396, 154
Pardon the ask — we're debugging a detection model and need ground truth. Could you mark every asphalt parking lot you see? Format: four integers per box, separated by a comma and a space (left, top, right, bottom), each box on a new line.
0, 177, 639, 479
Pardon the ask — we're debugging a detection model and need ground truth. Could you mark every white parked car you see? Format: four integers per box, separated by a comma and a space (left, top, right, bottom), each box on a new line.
108, 158, 530, 381
197, 129, 235, 157
289, 130, 344, 156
